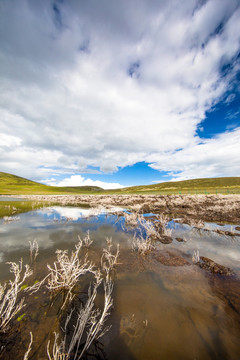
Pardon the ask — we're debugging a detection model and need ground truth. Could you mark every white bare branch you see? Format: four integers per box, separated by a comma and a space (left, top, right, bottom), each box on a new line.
23, 332, 33, 360
0, 259, 32, 332
47, 271, 113, 360
29, 239, 39, 263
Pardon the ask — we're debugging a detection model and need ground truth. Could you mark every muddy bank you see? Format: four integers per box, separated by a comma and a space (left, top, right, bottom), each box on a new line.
14, 194, 240, 223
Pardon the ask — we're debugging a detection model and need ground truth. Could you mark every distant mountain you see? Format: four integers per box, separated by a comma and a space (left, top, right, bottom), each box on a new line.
0, 172, 103, 194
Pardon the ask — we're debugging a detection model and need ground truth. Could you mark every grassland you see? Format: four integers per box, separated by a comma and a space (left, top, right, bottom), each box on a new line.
1, 172, 240, 196
109, 177, 240, 195
0, 172, 102, 195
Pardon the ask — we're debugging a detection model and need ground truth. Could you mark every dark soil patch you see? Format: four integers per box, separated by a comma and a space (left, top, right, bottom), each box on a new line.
156, 235, 172, 244
176, 237, 184, 242
152, 250, 190, 267
0, 325, 21, 360
197, 256, 235, 277
214, 229, 240, 237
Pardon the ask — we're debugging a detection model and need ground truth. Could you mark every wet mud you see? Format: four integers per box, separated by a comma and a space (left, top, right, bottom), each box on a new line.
196, 256, 235, 277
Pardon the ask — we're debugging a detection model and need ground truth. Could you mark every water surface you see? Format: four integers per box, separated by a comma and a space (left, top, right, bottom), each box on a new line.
0, 205, 240, 359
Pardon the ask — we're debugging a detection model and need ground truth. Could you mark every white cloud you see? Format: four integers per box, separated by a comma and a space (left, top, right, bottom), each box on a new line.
148, 127, 240, 180
0, 133, 21, 147
44, 206, 124, 221
0, 0, 239, 181
44, 175, 124, 190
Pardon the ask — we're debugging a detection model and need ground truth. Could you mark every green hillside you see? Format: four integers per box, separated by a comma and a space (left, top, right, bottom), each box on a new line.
1, 172, 240, 195
109, 176, 240, 194
0, 172, 102, 195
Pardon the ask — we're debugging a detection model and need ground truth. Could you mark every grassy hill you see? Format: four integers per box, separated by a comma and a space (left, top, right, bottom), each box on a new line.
0, 172, 240, 195
107, 177, 240, 194
0, 172, 102, 195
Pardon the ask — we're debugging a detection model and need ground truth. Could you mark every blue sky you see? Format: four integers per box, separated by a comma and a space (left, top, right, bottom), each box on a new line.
0, 0, 240, 189
48, 162, 170, 188
197, 72, 240, 138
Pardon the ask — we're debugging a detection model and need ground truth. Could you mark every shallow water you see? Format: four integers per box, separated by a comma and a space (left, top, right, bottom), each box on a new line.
0, 206, 240, 359
0, 196, 27, 202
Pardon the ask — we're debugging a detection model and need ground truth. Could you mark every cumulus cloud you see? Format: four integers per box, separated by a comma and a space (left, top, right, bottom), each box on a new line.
0, 133, 21, 147
0, 0, 240, 183
44, 175, 124, 190
148, 127, 240, 180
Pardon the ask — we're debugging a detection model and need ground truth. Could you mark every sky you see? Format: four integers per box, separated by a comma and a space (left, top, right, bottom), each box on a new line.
0, 0, 240, 189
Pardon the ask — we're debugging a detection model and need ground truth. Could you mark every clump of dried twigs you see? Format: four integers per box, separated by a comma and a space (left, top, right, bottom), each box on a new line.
47, 332, 66, 360
132, 216, 157, 254
28, 233, 119, 314
78, 230, 93, 248
124, 212, 173, 254
47, 243, 94, 293
47, 276, 113, 359
47, 240, 119, 360
101, 237, 120, 274
2, 232, 119, 360
132, 232, 154, 255
124, 212, 139, 227
0, 260, 32, 332
155, 214, 172, 237
138, 215, 158, 239
28, 236, 95, 306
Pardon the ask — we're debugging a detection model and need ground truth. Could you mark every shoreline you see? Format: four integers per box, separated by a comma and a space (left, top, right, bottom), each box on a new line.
2, 193, 240, 224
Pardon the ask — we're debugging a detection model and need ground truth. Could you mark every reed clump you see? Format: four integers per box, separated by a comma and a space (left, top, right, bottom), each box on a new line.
28, 234, 96, 310
45, 236, 119, 359
1, 232, 119, 359
124, 212, 139, 227
26, 233, 119, 359
47, 240, 95, 307
47, 271, 113, 360
132, 215, 157, 254
131, 213, 172, 254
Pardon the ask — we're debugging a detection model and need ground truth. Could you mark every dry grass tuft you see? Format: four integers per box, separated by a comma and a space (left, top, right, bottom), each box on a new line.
132, 216, 157, 254
101, 237, 120, 273
47, 242, 118, 360
29, 239, 39, 263
0, 260, 32, 332
46, 237, 95, 309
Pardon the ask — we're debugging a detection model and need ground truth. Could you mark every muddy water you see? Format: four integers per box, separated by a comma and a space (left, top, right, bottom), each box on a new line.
0, 206, 240, 359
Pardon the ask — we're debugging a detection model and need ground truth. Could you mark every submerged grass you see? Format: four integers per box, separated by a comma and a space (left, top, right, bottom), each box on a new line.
0, 200, 90, 218
0, 200, 53, 218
